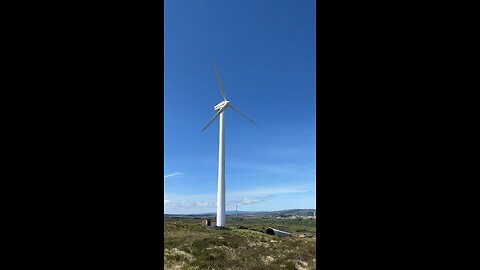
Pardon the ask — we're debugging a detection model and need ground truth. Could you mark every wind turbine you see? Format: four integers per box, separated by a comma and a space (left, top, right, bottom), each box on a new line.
202, 61, 256, 227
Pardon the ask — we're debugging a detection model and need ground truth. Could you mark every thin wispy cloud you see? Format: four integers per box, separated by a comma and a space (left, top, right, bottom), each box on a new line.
231, 197, 265, 205
194, 202, 209, 207
164, 184, 313, 203
228, 161, 316, 176
164, 184, 315, 213
164, 172, 183, 179
174, 163, 316, 179
164, 199, 213, 210
228, 185, 314, 198
285, 163, 316, 172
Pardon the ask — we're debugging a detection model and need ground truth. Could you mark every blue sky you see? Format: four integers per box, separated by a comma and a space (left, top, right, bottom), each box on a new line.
164, 0, 316, 214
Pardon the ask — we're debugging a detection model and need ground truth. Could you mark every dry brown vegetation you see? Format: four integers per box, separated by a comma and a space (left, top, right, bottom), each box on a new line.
164, 218, 316, 270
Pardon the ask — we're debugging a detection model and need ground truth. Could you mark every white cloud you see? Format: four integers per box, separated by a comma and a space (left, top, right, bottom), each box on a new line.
194, 202, 209, 207
228, 161, 316, 176
164, 185, 314, 204
164, 184, 315, 213
241, 197, 264, 205
179, 200, 191, 207
164, 199, 213, 210
164, 172, 183, 179
228, 185, 313, 197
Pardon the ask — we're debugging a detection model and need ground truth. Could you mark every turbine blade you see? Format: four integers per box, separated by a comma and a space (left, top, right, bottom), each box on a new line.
229, 104, 256, 125
202, 109, 222, 131
213, 60, 227, 101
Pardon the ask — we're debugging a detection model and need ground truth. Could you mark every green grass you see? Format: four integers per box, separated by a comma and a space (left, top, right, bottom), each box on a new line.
235, 216, 317, 233
164, 217, 316, 270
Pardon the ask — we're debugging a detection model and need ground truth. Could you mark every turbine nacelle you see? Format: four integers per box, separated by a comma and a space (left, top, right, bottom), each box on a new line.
214, 100, 229, 111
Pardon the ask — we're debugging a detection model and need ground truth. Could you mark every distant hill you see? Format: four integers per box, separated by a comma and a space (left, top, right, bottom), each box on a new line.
164, 208, 316, 217
266, 209, 316, 216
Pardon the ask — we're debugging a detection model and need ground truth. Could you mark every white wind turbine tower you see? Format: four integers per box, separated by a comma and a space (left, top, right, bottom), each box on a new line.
202, 61, 256, 227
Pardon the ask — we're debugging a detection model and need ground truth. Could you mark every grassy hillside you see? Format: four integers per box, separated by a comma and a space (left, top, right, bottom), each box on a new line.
164, 218, 316, 270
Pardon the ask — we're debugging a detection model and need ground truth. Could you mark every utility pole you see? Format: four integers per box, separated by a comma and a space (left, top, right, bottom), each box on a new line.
236, 204, 238, 227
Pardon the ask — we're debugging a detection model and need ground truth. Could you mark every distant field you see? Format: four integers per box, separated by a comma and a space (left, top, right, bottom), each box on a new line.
233, 215, 316, 234
164, 216, 316, 270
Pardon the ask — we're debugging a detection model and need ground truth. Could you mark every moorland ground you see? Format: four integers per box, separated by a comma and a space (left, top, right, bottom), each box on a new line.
164, 215, 316, 270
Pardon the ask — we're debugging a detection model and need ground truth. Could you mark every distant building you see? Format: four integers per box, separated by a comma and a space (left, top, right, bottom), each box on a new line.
202, 219, 212, 227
